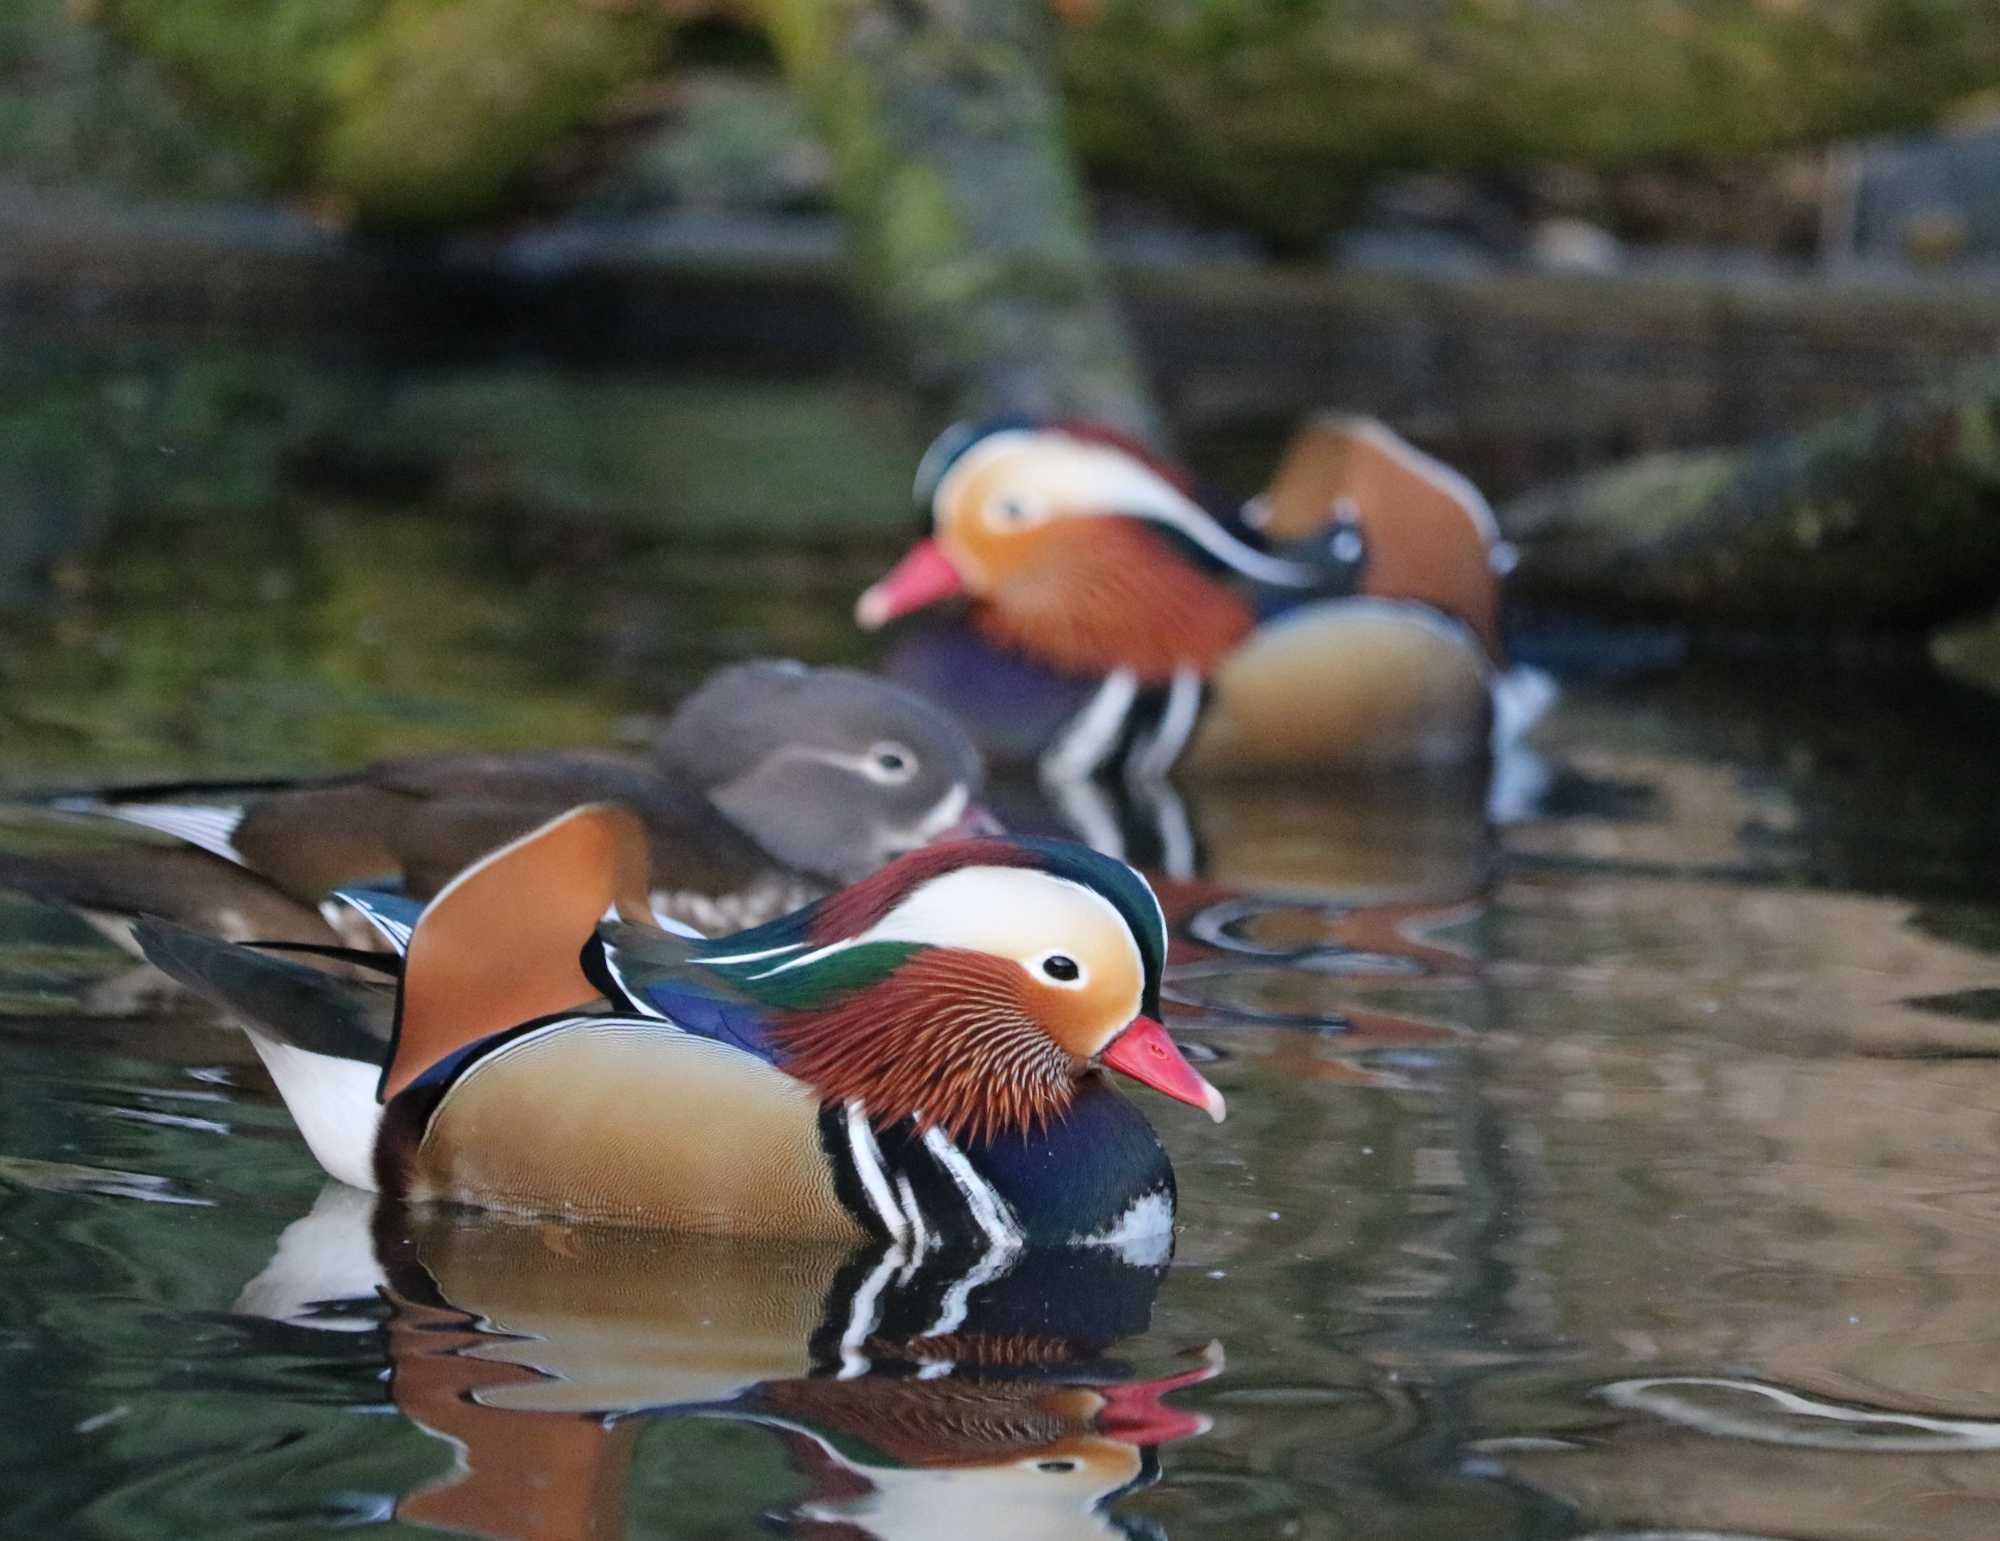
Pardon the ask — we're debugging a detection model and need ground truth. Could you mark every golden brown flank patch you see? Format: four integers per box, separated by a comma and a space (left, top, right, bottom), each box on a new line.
410, 1023, 860, 1235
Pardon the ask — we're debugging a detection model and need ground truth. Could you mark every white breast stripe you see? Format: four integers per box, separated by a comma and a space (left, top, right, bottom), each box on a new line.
87, 802, 248, 864
836, 1244, 908, 1380
1127, 665, 1203, 783
894, 1175, 932, 1282
1149, 781, 1198, 882
845, 1103, 911, 1249
1041, 668, 1139, 785
920, 1126, 1023, 1251
1046, 777, 1124, 860
924, 1229, 1024, 1338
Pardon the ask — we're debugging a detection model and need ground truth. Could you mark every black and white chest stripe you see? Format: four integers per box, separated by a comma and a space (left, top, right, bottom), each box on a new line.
820, 1102, 1024, 1261
1039, 667, 1206, 785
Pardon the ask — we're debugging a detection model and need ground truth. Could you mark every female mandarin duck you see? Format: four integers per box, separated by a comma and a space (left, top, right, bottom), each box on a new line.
4, 661, 991, 957
859, 416, 1553, 779
137, 804, 1224, 1244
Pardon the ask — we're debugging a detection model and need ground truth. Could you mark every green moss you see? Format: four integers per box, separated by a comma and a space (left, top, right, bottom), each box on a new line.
96, 0, 673, 223
0, 0, 256, 195
322, 0, 670, 223
1059, 0, 2000, 244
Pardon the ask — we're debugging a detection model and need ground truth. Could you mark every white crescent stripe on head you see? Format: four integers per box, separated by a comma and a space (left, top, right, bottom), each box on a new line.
894, 1175, 932, 1280
936, 430, 1323, 588
857, 866, 1144, 992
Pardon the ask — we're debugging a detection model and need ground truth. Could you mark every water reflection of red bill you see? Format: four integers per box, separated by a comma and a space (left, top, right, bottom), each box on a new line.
255, 1199, 1211, 1541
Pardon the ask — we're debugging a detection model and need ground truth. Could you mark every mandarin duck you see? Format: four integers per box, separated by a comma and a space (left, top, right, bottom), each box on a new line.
239, 1186, 1215, 1541
860, 416, 1554, 780
138, 803, 1224, 1244
2, 661, 990, 968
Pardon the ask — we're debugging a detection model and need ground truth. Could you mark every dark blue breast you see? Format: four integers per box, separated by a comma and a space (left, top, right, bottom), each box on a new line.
877, 617, 1101, 768
961, 1075, 1176, 1247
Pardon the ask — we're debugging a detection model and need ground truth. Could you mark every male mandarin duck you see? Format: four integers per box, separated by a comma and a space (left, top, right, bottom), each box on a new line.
239, 1187, 1215, 1541
2, 661, 991, 956
859, 416, 1554, 779
138, 803, 1224, 1244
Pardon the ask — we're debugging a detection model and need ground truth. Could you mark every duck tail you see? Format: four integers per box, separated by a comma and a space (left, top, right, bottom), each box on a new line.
134, 919, 393, 1064
0, 844, 337, 952
136, 918, 396, 1191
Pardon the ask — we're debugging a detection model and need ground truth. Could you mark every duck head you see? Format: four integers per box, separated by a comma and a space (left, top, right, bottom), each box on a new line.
857, 421, 1326, 684
654, 660, 994, 882
689, 835, 1226, 1145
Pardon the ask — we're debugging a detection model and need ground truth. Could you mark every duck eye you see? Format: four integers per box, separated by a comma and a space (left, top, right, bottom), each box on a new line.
863, 742, 916, 783
1041, 954, 1081, 983
1035, 1459, 1079, 1474
987, 492, 1037, 530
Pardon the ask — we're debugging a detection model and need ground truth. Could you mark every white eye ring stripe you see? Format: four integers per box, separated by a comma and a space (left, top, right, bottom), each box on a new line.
770, 744, 919, 786
934, 430, 1322, 588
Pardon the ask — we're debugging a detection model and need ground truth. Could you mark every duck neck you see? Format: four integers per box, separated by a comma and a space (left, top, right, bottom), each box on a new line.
976, 519, 1253, 686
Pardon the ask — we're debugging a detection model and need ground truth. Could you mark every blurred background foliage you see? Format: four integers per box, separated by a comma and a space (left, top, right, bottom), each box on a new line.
14, 0, 1999, 238
11, 0, 2000, 698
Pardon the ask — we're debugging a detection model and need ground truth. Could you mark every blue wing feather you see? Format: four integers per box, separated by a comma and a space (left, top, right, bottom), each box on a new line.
640, 982, 782, 1065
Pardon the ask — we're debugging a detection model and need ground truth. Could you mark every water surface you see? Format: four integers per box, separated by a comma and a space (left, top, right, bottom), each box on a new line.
4, 505, 2000, 1539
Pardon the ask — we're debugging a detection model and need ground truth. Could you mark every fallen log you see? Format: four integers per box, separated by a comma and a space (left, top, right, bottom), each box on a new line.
1500, 358, 2000, 631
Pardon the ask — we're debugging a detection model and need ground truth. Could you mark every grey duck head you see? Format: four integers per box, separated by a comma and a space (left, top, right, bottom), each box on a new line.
654, 660, 990, 883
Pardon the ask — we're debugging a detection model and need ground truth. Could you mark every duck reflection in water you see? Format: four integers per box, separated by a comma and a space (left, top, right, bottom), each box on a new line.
240, 1184, 1218, 1541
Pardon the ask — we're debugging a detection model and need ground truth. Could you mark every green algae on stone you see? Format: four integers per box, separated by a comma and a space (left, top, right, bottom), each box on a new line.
1502, 358, 2000, 631
1058, 0, 2000, 246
